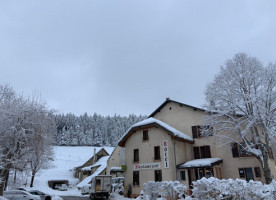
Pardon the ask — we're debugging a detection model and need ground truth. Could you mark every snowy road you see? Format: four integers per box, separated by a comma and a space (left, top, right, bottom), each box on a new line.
61, 196, 89, 200
61, 193, 134, 200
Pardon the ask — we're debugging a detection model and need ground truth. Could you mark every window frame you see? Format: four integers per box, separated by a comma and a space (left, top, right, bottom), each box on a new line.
133, 171, 140, 186
232, 143, 252, 158
134, 149, 139, 162
180, 170, 186, 181
238, 167, 254, 181
193, 146, 211, 159
143, 130, 149, 141
154, 146, 161, 161
192, 125, 213, 139
155, 170, 162, 182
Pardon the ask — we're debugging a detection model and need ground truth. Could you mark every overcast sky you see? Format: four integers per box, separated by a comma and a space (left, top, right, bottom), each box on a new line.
1, 1, 276, 116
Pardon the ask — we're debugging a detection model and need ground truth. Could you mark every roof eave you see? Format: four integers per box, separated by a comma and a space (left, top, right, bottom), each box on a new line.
118, 122, 194, 147
148, 98, 206, 118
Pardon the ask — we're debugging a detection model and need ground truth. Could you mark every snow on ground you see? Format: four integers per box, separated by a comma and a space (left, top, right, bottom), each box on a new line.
19, 146, 114, 196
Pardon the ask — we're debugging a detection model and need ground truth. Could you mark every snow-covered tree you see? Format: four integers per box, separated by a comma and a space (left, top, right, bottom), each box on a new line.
0, 85, 55, 194
26, 101, 55, 187
205, 53, 276, 183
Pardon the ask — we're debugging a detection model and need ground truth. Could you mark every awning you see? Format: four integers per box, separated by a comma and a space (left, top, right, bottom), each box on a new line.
177, 158, 223, 169
110, 167, 124, 172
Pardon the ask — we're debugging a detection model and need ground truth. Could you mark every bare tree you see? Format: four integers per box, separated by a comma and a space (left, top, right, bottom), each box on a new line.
204, 53, 276, 184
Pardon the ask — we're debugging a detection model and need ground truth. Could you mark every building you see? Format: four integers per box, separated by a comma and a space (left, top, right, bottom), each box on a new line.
106, 145, 125, 177
118, 98, 276, 197
75, 147, 111, 181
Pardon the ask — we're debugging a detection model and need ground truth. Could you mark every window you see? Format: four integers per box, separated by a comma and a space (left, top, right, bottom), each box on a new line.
133, 171, 139, 185
193, 146, 211, 159
155, 170, 162, 182
180, 171, 186, 181
239, 168, 254, 181
154, 146, 161, 160
239, 168, 245, 178
254, 167, 261, 177
232, 143, 252, 158
143, 130, 149, 141
192, 125, 213, 138
134, 149, 139, 162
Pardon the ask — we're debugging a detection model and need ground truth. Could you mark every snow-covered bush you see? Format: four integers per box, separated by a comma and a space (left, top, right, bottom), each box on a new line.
144, 181, 186, 200
160, 181, 186, 200
144, 181, 163, 200
192, 177, 276, 200
191, 177, 222, 199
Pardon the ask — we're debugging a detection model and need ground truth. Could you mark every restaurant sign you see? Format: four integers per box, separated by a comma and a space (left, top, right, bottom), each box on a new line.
133, 162, 160, 170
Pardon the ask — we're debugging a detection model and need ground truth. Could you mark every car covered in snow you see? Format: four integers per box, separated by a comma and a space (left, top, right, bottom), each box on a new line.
0, 196, 9, 200
29, 190, 52, 200
3, 190, 41, 200
81, 185, 91, 195
54, 183, 68, 191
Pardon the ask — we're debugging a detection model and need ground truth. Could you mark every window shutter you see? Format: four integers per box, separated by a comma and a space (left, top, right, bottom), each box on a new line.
232, 143, 239, 158
254, 167, 261, 177
193, 147, 200, 159
204, 146, 211, 158
192, 126, 198, 138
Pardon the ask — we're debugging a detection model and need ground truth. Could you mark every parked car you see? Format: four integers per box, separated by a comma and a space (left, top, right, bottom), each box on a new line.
58, 184, 68, 191
29, 190, 52, 200
81, 185, 91, 195
54, 184, 68, 191
3, 190, 41, 200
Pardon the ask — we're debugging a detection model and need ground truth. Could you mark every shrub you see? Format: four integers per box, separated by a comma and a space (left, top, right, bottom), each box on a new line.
144, 181, 186, 200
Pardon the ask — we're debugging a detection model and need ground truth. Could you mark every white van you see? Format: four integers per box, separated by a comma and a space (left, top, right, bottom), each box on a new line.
90, 175, 112, 200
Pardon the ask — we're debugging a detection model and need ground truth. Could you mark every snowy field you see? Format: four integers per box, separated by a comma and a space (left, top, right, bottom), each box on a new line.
11, 146, 114, 197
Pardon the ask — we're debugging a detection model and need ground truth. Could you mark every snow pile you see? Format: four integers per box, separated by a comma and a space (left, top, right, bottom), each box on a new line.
192, 177, 276, 200
119, 118, 193, 143
144, 181, 186, 200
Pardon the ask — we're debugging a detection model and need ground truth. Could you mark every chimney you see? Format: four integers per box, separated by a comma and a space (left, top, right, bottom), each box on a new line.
93, 148, 96, 164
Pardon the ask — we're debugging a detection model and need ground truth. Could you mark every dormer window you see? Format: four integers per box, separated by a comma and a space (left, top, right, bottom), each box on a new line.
143, 130, 149, 141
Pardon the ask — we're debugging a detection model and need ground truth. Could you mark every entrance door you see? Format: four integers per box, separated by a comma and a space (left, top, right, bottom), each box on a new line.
245, 168, 254, 181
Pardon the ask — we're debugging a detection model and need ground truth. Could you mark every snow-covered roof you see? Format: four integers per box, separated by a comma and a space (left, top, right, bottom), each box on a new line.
81, 156, 109, 171
178, 158, 223, 169
76, 147, 114, 169
118, 117, 194, 146
77, 156, 109, 188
